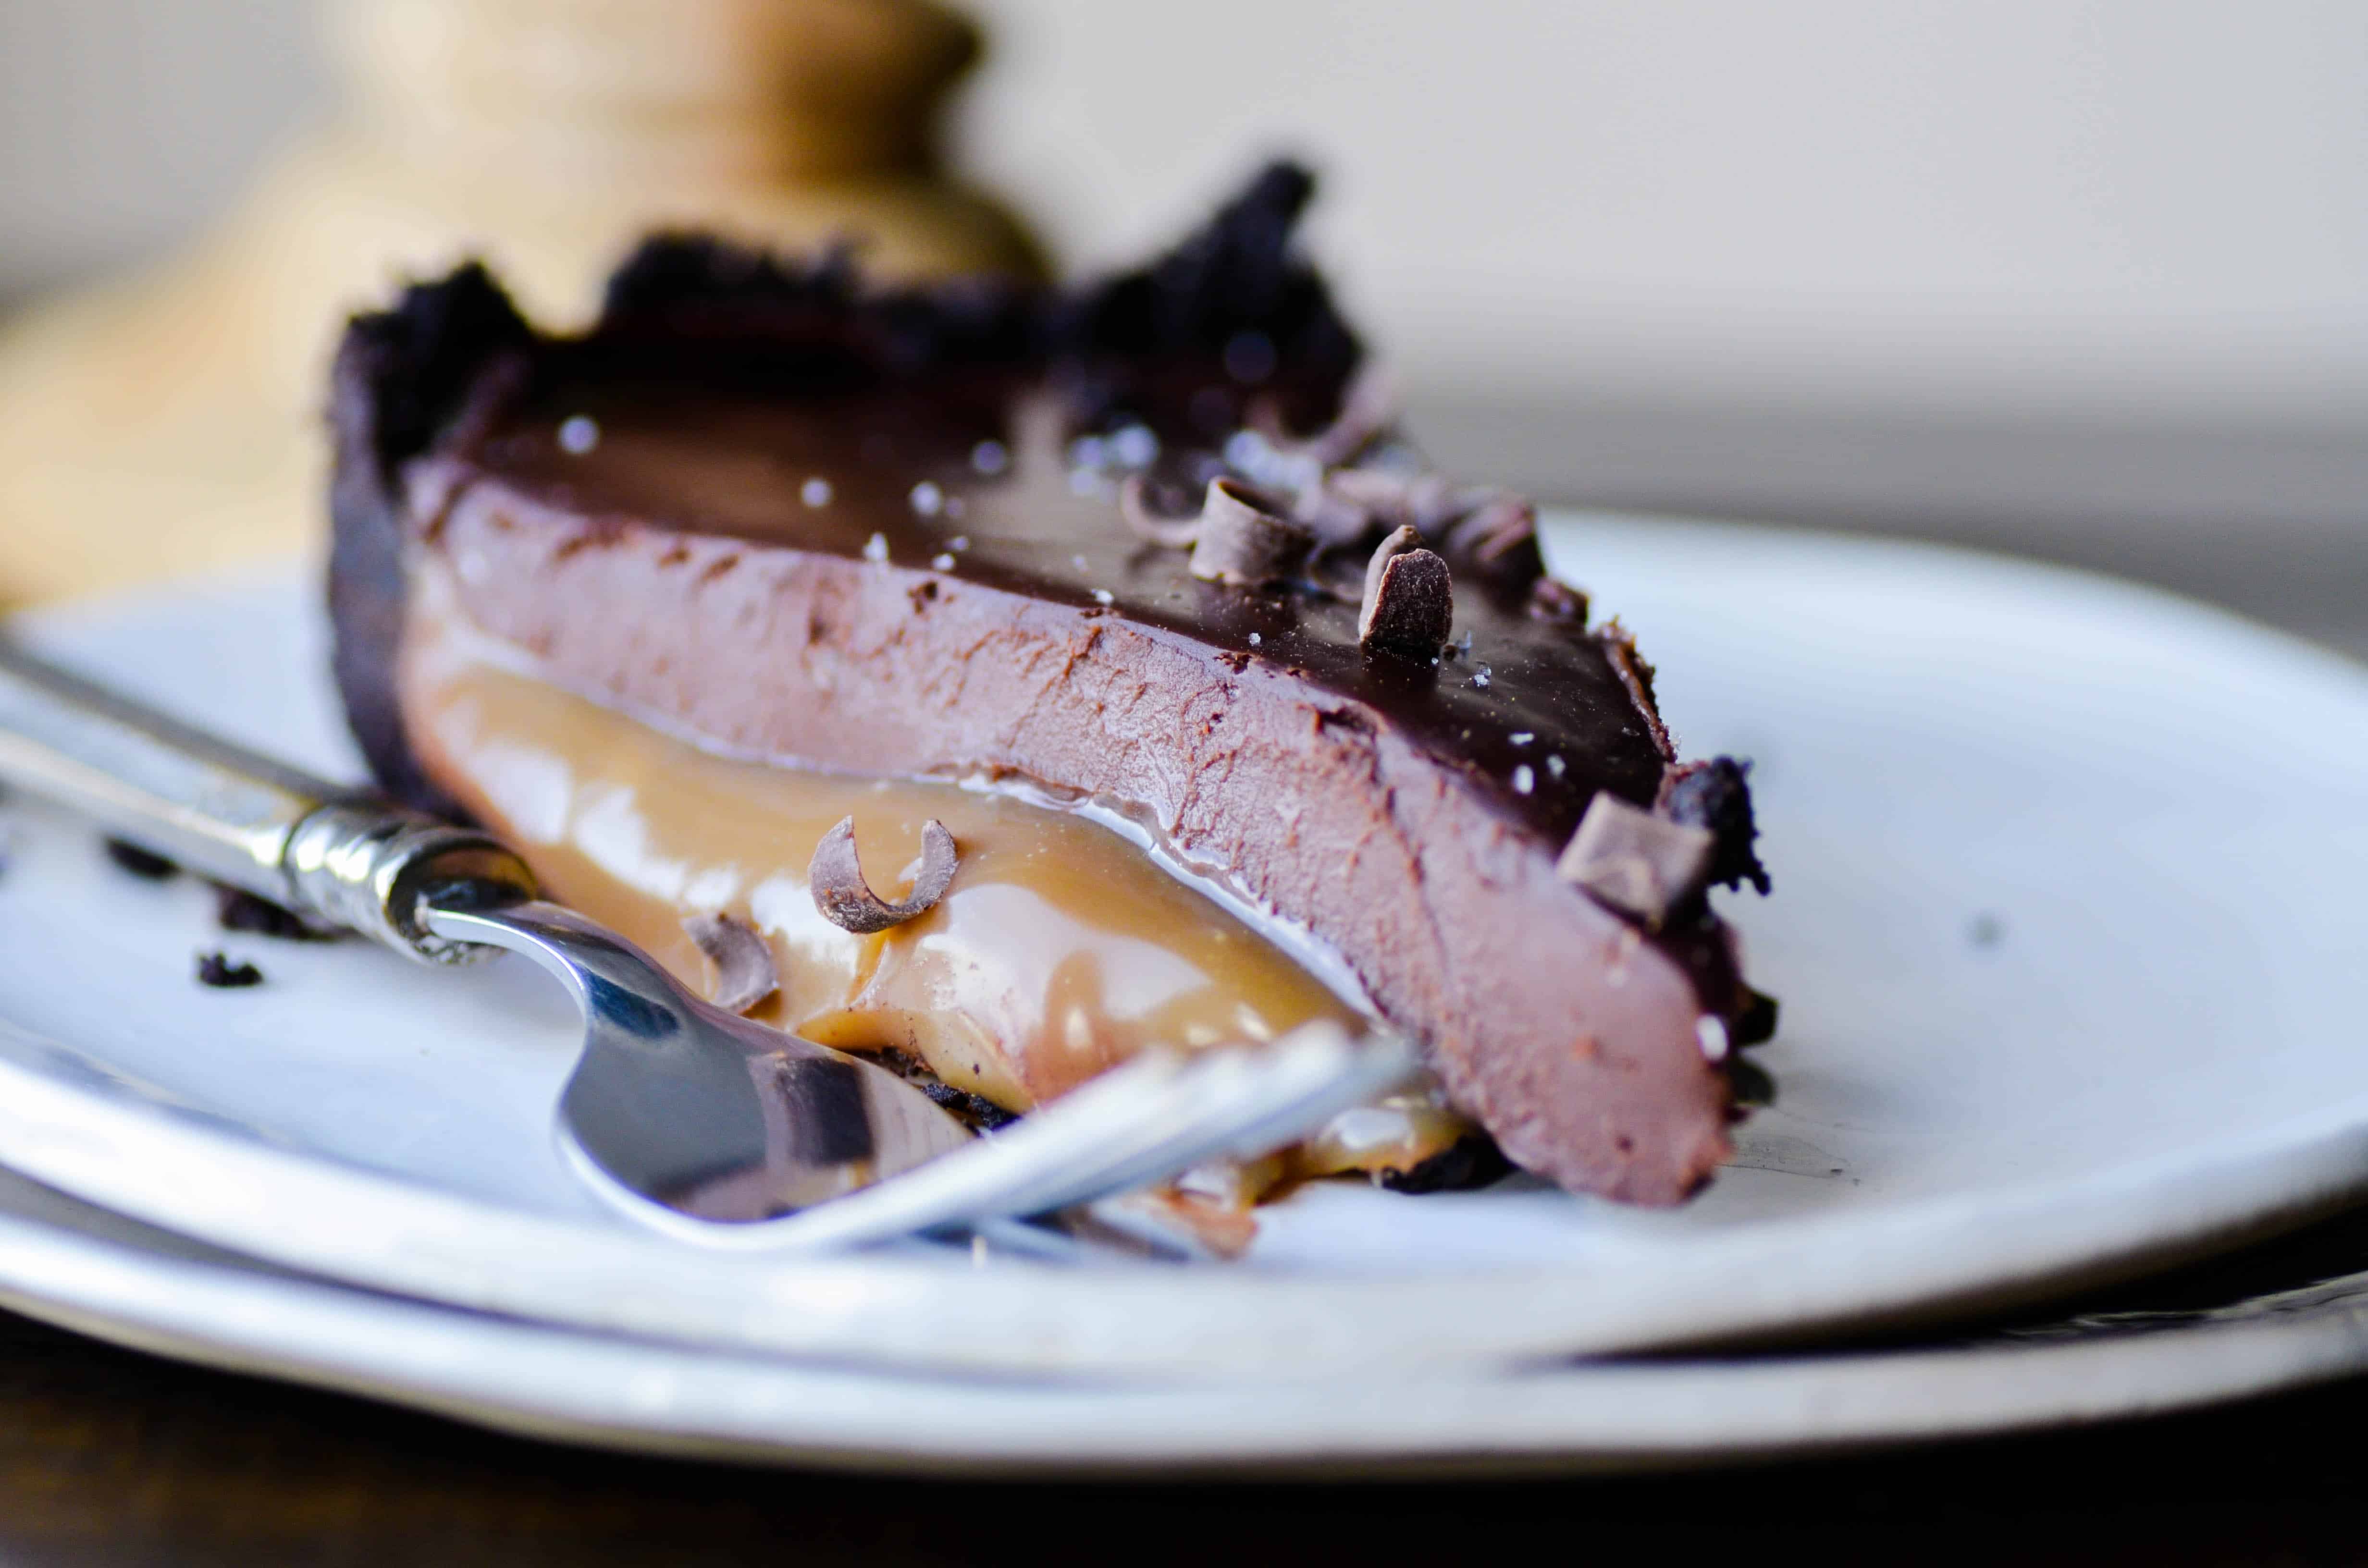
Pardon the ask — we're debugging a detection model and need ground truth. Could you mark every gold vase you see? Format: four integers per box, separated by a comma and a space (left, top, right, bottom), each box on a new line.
0, 0, 1042, 605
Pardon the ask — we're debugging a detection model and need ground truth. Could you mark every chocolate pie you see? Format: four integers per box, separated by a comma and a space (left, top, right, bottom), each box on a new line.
326, 164, 1773, 1207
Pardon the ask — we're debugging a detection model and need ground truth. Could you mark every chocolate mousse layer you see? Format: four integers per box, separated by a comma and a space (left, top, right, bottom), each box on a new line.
328, 165, 1771, 1204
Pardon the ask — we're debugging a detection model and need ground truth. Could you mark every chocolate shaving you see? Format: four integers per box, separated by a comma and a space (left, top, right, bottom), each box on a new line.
809, 816, 960, 934
1555, 793, 1715, 929
1659, 756, 1771, 895
1187, 478, 1313, 587
1357, 526, 1454, 659
1598, 621, 1674, 761
1118, 473, 1203, 549
194, 952, 263, 989
682, 911, 779, 1014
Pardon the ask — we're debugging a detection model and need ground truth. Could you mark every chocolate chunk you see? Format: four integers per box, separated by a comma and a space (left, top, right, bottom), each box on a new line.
1357, 526, 1453, 660
194, 952, 262, 988
681, 911, 779, 1015
1660, 756, 1771, 895
1117, 473, 1203, 549
1187, 478, 1313, 587
1556, 793, 1715, 929
104, 838, 178, 880
214, 885, 337, 941
809, 816, 960, 934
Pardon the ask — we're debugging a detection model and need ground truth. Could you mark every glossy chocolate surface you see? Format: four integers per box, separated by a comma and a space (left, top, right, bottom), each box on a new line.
443, 367, 1668, 845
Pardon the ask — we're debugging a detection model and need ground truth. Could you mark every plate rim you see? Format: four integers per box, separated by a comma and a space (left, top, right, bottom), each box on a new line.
4, 1192, 2368, 1477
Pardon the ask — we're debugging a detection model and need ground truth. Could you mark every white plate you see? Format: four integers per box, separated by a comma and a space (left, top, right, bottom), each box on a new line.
2, 512, 2367, 1379
5, 1162, 2368, 1474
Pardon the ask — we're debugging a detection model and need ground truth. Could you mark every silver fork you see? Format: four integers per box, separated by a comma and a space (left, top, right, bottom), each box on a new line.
0, 638, 1414, 1252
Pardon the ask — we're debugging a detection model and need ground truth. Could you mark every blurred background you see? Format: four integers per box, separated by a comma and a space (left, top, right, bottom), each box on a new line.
2, 0, 2363, 649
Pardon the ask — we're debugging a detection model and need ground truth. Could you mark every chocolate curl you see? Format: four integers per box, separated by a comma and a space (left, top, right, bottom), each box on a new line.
1357, 525, 1454, 659
1290, 479, 1382, 550
1325, 467, 1465, 536
810, 816, 960, 934
682, 912, 779, 1015
1118, 473, 1203, 548
1248, 361, 1401, 469
1555, 793, 1715, 930
1528, 576, 1587, 622
1188, 478, 1314, 587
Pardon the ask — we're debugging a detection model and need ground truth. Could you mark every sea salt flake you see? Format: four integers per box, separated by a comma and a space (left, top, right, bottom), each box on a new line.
1512, 764, 1535, 795
1697, 1016, 1731, 1062
1510, 732, 1534, 747
948, 536, 970, 552
862, 533, 889, 563
1546, 754, 1566, 779
1471, 664, 1492, 688
801, 478, 833, 508
971, 439, 1009, 476
932, 553, 956, 571
909, 481, 945, 516
1092, 588, 1115, 605
1247, 632, 1262, 646
557, 415, 599, 454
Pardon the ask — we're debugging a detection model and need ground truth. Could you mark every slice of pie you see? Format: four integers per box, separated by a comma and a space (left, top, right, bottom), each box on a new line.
327, 164, 1773, 1206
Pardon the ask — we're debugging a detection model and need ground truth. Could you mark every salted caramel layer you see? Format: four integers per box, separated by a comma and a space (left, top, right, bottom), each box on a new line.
402, 588, 1348, 1087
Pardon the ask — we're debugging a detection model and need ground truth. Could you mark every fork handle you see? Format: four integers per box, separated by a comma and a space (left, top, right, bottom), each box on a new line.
0, 639, 537, 963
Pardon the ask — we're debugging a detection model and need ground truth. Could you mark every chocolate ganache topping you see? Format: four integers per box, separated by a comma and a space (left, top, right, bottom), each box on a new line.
327, 163, 1776, 1204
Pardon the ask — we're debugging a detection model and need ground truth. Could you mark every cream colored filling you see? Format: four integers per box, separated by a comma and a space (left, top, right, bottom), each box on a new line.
400, 599, 1480, 1197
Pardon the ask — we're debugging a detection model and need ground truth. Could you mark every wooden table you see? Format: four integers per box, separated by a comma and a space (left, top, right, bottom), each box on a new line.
0, 1299, 2362, 1566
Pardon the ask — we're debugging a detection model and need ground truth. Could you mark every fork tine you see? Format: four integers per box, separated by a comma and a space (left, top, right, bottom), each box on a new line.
1000, 1026, 1417, 1217
717, 1046, 1199, 1253
669, 1022, 1416, 1254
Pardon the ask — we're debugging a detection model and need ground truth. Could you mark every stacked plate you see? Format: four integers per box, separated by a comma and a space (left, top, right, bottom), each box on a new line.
3, 512, 2366, 1474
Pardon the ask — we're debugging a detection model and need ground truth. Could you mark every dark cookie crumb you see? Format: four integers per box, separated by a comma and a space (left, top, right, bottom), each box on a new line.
1376, 1134, 1513, 1195
104, 838, 179, 881
1727, 1056, 1777, 1110
1731, 987, 1780, 1048
194, 952, 263, 989
872, 1047, 1020, 1132
1660, 756, 1771, 895
215, 885, 335, 942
